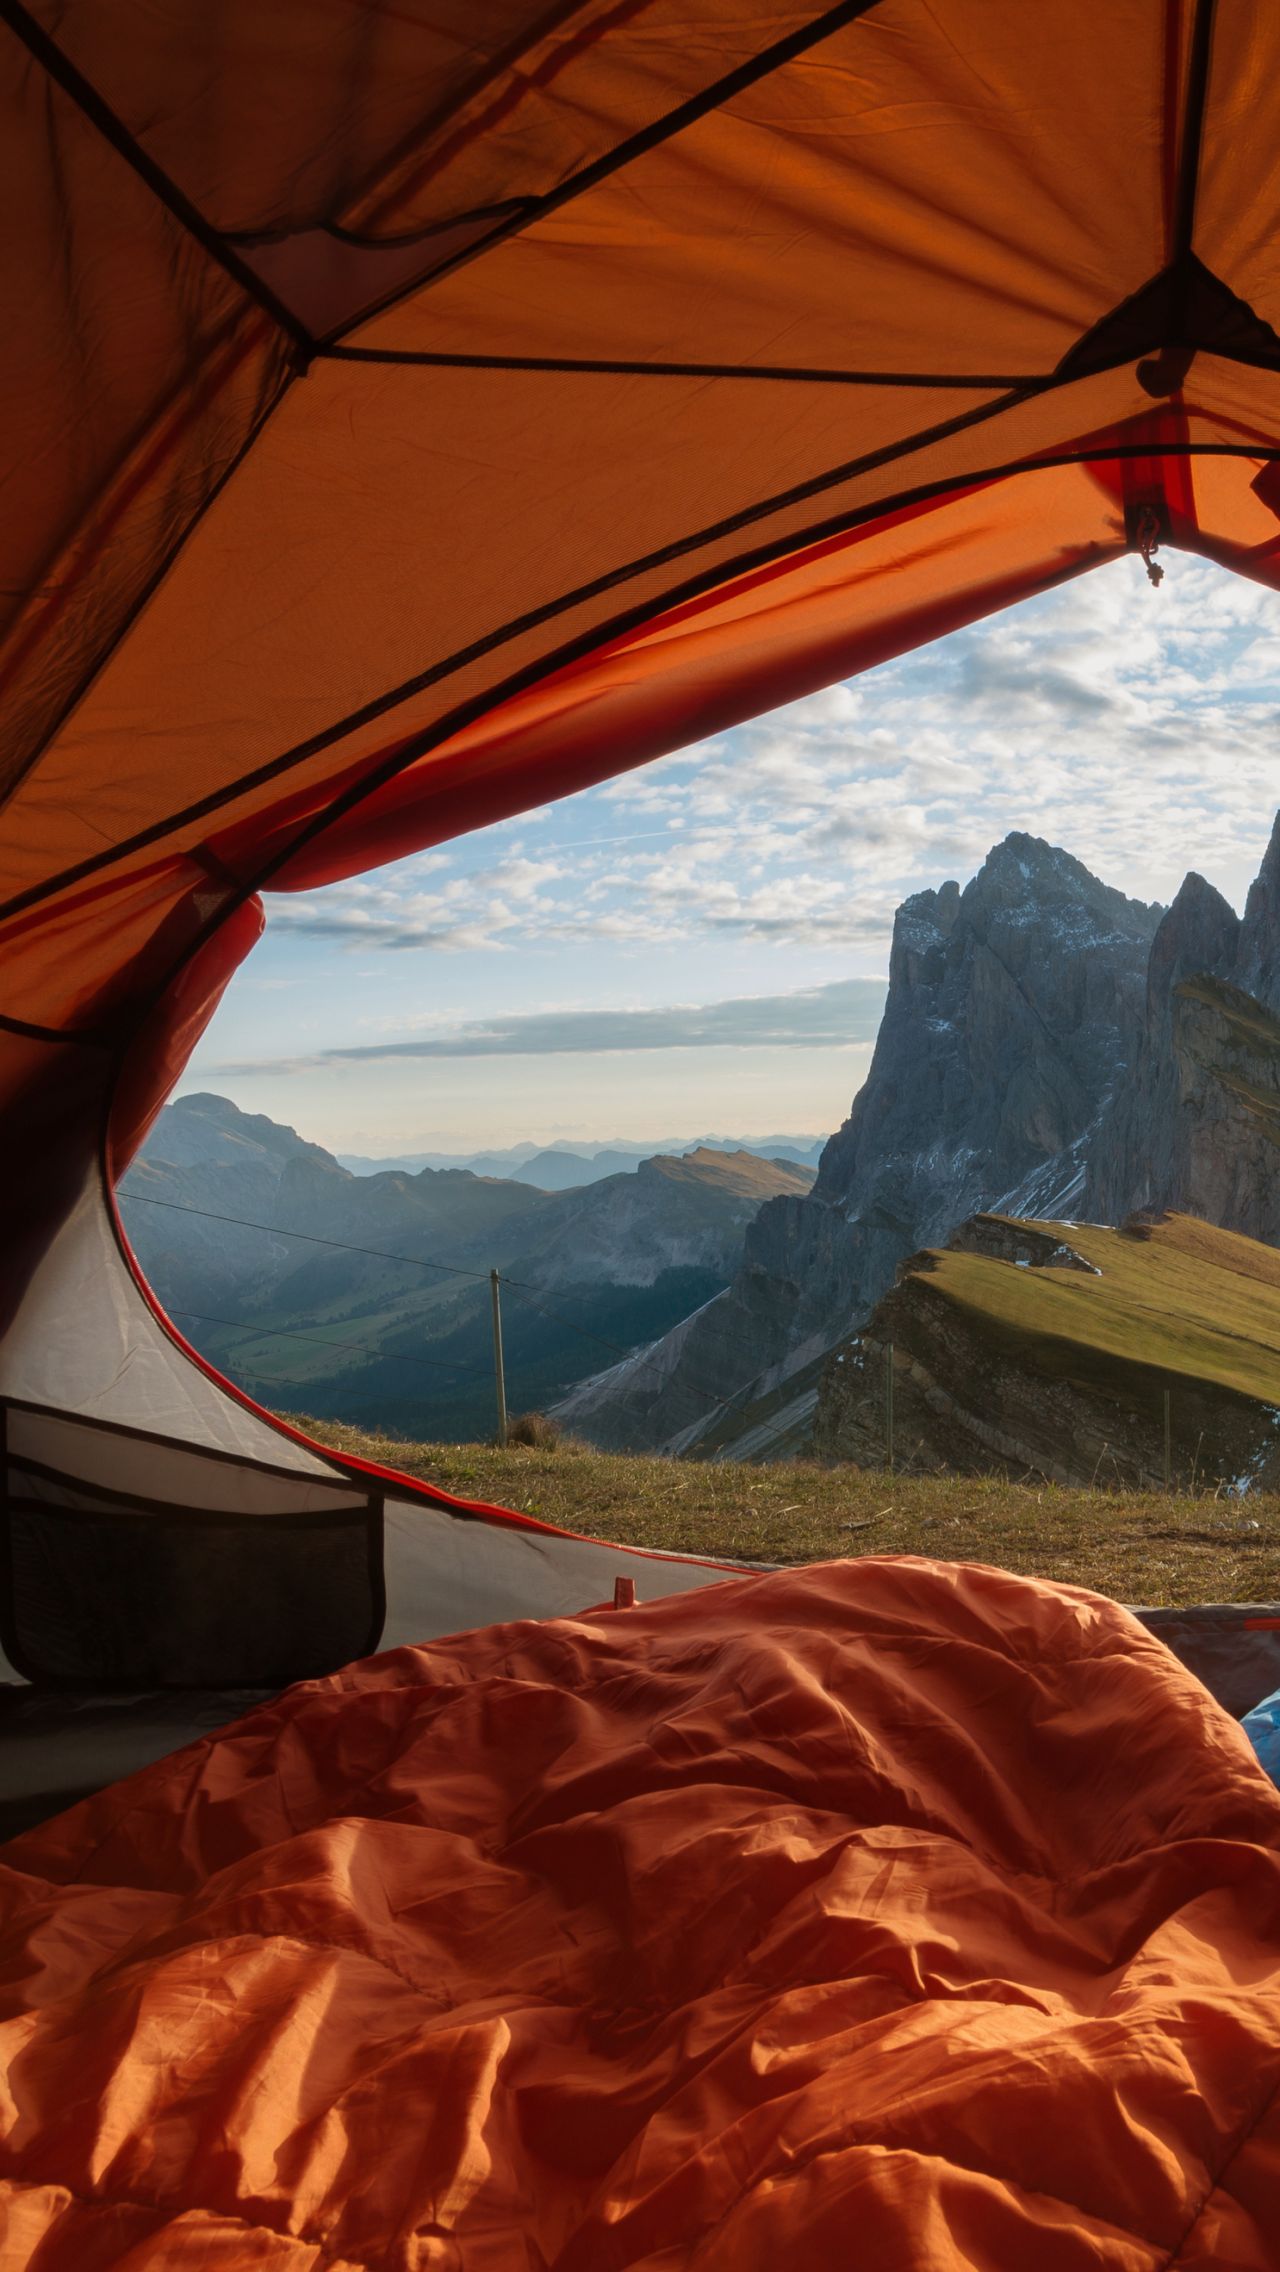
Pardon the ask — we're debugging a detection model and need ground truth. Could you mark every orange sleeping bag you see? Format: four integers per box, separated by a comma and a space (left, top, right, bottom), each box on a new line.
3, 1557, 1280, 2269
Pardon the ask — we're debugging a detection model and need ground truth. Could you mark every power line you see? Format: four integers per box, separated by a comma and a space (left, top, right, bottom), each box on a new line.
168, 1307, 490, 1382
124, 1189, 777, 1422
192, 1274, 741, 1424
498, 1269, 789, 1410
124, 1191, 489, 1281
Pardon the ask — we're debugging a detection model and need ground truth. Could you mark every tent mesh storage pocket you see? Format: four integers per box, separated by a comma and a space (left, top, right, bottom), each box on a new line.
1, 1400, 384, 1687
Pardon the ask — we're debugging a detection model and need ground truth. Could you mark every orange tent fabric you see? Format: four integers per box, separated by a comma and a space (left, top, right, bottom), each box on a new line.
7, 0, 1280, 1235
5, 1557, 1280, 2267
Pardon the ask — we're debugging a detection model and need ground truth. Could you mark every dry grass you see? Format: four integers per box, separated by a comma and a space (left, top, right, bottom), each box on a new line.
294, 1416, 1280, 1607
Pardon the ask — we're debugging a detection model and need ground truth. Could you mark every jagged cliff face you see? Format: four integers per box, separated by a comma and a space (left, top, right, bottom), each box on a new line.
558, 817, 1280, 1463
1240, 809, 1280, 1009
1085, 815, 1280, 1237
1166, 980, 1280, 1240
813, 833, 1159, 1241
558, 835, 1162, 1455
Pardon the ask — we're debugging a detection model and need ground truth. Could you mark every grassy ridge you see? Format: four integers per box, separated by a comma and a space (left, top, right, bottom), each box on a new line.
924, 1213, 1280, 1408
295, 1416, 1280, 1607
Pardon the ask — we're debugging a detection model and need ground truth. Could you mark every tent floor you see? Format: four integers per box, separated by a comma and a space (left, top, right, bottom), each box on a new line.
0, 1684, 275, 1843
0, 1494, 724, 1846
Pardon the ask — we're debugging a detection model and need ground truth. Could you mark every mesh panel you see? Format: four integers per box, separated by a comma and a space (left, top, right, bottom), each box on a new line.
1, 1401, 383, 1687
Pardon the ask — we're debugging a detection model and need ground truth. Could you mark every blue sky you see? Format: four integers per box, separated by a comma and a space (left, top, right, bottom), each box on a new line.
188, 552, 1280, 1155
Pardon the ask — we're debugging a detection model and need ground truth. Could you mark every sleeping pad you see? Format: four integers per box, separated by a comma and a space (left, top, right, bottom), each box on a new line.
3, 1555, 1280, 2270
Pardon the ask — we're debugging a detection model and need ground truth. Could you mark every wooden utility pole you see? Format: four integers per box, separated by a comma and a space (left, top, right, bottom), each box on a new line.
885, 1342, 895, 1475
490, 1268, 508, 1448
1163, 1387, 1172, 1493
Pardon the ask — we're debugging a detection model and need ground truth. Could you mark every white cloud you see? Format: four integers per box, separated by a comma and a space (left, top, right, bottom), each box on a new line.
256, 553, 1278, 994
213, 978, 889, 1075
187, 550, 1280, 1149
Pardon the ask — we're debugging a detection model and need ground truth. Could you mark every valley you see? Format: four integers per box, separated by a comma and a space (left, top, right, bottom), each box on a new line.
119, 1099, 814, 1440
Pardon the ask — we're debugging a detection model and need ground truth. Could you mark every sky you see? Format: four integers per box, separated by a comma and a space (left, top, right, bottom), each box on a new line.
187, 551, 1280, 1156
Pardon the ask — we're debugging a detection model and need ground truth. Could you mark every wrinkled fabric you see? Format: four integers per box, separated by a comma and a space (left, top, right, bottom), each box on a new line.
4, 1559, 1280, 2267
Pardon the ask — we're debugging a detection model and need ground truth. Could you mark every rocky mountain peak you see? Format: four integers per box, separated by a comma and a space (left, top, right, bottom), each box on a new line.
151, 1091, 337, 1174
559, 813, 1280, 1464
1239, 808, 1280, 1011
962, 830, 1162, 942
971, 829, 1089, 893
813, 832, 1159, 1259
1145, 871, 1241, 1026
886, 833, 1157, 987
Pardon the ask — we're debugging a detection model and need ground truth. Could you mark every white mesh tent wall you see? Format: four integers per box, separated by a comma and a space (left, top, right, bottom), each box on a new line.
0, 1144, 735, 1682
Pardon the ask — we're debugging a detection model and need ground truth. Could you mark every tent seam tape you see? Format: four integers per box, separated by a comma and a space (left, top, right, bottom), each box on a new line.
319, 345, 1046, 385
1171, 0, 1218, 272
316, 0, 887, 337
0, 338, 296, 829
0, 1012, 116, 1047
0, 0, 310, 352
5, 1483, 375, 1531
2, 1391, 389, 1490
319, 0, 603, 242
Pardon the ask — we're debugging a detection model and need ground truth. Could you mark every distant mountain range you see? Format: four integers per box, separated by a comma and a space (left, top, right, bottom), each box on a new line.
336, 1133, 829, 1186
557, 816, 1280, 1462
119, 1099, 814, 1440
